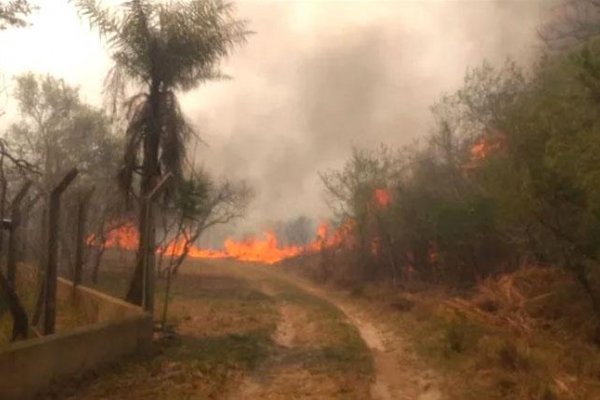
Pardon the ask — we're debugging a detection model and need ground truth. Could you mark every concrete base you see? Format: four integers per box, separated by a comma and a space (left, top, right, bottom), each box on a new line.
0, 278, 152, 400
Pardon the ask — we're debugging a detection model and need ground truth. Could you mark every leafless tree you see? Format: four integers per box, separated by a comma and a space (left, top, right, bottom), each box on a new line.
540, 0, 600, 50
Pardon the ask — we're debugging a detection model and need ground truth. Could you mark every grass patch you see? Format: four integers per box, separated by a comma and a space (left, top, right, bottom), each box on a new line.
371, 267, 600, 399
170, 329, 273, 369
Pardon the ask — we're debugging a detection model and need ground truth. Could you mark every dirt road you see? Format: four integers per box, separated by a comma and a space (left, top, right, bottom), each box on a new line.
274, 273, 442, 400
42, 259, 441, 400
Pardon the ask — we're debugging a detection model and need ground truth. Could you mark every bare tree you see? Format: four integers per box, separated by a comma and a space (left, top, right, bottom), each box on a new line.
540, 0, 600, 50
159, 173, 252, 330
159, 174, 253, 277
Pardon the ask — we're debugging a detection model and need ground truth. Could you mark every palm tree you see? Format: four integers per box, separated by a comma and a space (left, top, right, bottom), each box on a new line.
74, 0, 248, 305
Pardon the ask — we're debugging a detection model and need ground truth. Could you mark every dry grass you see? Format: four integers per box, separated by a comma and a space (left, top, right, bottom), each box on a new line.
284, 251, 600, 398
40, 258, 373, 400
0, 264, 90, 346
344, 266, 600, 399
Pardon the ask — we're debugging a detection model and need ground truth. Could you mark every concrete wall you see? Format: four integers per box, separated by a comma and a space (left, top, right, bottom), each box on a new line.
0, 279, 152, 400
56, 278, 141, 322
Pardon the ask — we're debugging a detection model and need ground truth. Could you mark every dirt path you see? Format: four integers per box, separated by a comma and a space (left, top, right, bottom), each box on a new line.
228, 275, 372, 399
280, 276, 442, 400
339, 304, 441, 400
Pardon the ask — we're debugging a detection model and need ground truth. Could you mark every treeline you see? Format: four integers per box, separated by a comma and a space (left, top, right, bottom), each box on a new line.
0, 0, 253, 339
317, 3, 600, 321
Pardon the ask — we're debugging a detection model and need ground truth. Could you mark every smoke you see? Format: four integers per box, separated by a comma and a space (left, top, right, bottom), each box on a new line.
183, 0, 552, 233
0, 0, 556, 236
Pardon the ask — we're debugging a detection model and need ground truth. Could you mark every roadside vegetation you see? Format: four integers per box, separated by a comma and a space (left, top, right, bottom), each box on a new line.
284, 2, 600, 398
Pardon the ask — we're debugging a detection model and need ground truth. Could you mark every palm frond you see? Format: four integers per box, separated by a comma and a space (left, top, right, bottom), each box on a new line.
70, 0, 122, 44
75, 0, 248, 200
157, 0, 249, 90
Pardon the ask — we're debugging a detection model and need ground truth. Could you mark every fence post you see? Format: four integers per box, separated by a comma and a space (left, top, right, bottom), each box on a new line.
73, 187, 94, 288
43, 168, 78, 335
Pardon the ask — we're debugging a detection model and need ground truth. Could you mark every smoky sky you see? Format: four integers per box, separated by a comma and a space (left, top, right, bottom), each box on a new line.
0, 0, 555, 235
183, 0, 553, 232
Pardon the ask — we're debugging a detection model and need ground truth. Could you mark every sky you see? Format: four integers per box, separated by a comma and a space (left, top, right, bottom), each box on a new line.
0, 0, 555, 236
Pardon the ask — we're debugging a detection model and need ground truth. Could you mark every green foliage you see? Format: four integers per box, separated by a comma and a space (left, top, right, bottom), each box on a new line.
8, 73, 121, 188
321, 33, 600, 294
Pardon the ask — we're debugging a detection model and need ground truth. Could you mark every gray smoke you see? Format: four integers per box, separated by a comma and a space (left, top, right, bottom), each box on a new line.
184, 0, 553, 235
0, 0, 554, 238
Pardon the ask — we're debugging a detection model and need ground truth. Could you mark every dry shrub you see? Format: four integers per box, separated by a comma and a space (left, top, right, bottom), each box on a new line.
449, 265, 598, 340
477, 335, 531, 371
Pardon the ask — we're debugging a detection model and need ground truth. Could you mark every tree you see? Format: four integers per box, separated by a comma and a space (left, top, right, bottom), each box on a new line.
158, 170, 252, 277
74, 0, 249, 305
540, 0, 600, 50
9, 73, 120, 190
0, 0, 34, 30
320, 146, 404, 282
7, 73, 122, 275
0, 0, 37, 341
158, 170, 252, 330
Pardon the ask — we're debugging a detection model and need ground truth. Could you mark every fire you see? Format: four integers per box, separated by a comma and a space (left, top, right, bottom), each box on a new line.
161, 233, 228, 260
373, 188, 391, 207
224, 232, 302, 264
92, 187, 393, 265
104, 223, 139, 251
467, 134, 506, 165
94, 219, 355, 265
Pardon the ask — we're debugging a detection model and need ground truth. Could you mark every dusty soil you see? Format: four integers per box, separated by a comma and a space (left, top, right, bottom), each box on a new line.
277, 274, 442, 400
40, 259, 442, 399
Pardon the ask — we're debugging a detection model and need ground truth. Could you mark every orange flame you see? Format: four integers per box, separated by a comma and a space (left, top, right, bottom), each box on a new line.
373, 188, 391, 207
93, 219, 356, 265
161, 236, 229, 260
224, 232, 302, 264
464, 133, 506, 170
104, 223, 139, 251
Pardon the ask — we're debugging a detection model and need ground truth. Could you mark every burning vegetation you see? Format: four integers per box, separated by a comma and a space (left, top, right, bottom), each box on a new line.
96, 218, 357, 265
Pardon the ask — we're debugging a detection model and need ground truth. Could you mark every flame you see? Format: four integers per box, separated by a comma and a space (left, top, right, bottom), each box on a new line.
91, 187, 392, 264
161, 234, 229, 260
104, 223, 139, 251
373, 188, 391, 207
93, 219, 356, 265
464, 133, 506, 170
223, 231, 302, 264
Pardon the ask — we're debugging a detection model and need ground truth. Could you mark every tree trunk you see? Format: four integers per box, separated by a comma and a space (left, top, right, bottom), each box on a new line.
160, 258, 174, 332
90, 208, 108, 284
0, 269, 28, 340
0, 176, 6, 255
375, 215, 400, 287
126, 80, 161, 306
91, 244, 106, 284
32, 207, 48, 328
6, 181, 31, 288
73, 189, 93, 288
